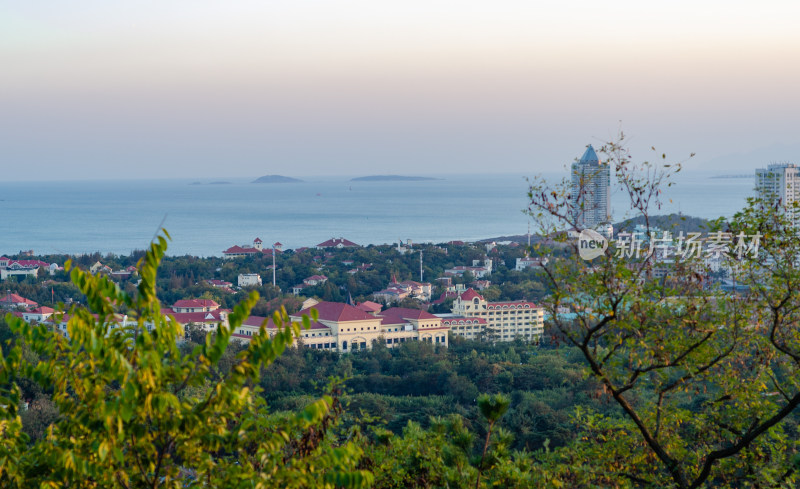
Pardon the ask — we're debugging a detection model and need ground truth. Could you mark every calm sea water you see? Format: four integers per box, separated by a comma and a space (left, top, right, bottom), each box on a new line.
0, 172, 754, 257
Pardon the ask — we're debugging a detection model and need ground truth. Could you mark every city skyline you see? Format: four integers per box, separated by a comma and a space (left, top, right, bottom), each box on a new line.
2, 1, 800, 181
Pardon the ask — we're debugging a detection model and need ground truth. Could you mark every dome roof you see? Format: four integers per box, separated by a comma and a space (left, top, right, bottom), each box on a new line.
579, 145, 600, 165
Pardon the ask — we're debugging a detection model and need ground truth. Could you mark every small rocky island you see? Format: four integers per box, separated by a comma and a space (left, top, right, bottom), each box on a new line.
251, 175, 303, 183
350, 175, 439, 182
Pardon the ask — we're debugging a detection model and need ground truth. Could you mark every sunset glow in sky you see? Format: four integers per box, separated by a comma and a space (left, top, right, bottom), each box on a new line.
3, 0, 800, 180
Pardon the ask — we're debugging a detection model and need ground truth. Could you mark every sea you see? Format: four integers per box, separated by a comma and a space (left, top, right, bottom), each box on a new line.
0, 172, 755, 257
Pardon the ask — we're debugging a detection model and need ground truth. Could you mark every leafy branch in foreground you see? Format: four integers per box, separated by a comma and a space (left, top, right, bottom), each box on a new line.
528, 135, 800, 488
0, 230, 372, 489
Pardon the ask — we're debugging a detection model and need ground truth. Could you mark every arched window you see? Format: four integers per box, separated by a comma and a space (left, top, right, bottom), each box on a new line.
342, 341, 348, 350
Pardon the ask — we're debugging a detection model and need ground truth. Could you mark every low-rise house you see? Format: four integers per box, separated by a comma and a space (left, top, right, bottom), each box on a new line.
445, 259, 493, 279
169, 310, 229, 332
304, 275, 328, 286
316, 237, 360, 249
471, 280, 491, 290
0, 293, 38, 310
515, 256, 549, 271
238, 273, 262, 288
1, 258, 50, 280
172, 299, 220, 313
22, 306, 55, 323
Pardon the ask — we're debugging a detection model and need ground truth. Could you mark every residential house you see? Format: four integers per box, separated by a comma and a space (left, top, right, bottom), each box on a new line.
0, 293, 38, 310
515, 256, 549, 271
172, 299, 220, 313
316, 237, 360, 249
238, 274, 262, 287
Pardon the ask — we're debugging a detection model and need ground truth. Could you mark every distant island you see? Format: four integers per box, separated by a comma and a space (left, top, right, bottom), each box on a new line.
350, 175, 439, 182
710, 174, 752, 179
251, 175, 303, 184
209, 181, 232, 185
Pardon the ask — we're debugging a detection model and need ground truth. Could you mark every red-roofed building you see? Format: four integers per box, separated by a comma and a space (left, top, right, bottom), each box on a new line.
0, 293, 38, 310
356, 301, 382, 315
22, 306, 55, 322
169, 310, 229, 331
1, 258, 51, 280
316, 237, 360, 249
173, 299, 220, 313
304, 275, 328, 286
286, 300, 450, 352
222, 238, 281, 258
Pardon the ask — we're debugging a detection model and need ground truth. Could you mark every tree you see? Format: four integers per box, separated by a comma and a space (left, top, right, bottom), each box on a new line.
0, 231, 372, 488
527, 134, 800, 487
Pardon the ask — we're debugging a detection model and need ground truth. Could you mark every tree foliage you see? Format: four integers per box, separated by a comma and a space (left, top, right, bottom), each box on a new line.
0, 231, 372, 488
527, 134, 800, 487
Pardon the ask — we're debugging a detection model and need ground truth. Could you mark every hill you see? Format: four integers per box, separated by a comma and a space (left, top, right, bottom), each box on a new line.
613, 213, 712, 234
251, 175, 303, 183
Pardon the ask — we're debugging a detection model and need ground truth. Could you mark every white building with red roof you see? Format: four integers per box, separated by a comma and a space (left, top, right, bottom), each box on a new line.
172, 299, 220, 313
316, 237, 360, 249
228, 301, 453, 353
1, 258, 51, 280
168, 310, 229, 331
304, 275, 328, 286
222, 238, 280, 259
22, 307, 55, 323
445, 288, 544, 343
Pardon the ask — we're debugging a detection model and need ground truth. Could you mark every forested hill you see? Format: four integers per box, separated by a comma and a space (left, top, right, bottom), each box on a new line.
613, 214, 712, 234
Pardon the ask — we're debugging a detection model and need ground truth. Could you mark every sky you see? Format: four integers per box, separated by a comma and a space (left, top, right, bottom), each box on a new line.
2, 0, 800, 181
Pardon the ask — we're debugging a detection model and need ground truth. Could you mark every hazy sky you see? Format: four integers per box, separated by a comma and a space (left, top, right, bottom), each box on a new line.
2, 0, 800, 181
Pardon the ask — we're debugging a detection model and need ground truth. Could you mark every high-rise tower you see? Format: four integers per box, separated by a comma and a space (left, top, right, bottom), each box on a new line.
755, 163, 800, 227
571, 145, 611, 229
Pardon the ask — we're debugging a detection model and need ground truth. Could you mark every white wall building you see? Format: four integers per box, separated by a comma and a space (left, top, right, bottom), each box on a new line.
446, 288, 544, 343
238, 273, 262, 288
756, 163, 800, 226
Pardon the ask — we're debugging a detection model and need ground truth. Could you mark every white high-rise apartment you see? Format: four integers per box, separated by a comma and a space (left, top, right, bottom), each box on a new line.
571, 145, 611, 229
755, 163, 800, 226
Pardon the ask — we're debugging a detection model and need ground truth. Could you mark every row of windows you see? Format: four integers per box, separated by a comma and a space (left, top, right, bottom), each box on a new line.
343, 326, 379, 332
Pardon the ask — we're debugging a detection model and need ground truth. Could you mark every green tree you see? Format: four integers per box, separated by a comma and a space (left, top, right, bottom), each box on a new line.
0, 231, 372, 488
527, 135, 800, 487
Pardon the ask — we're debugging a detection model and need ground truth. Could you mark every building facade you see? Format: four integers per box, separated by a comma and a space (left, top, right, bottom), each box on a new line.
756, 163, 800, 226
230, 302, 449, 352
571, 145, 611, 229
445, 288, 544, 343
